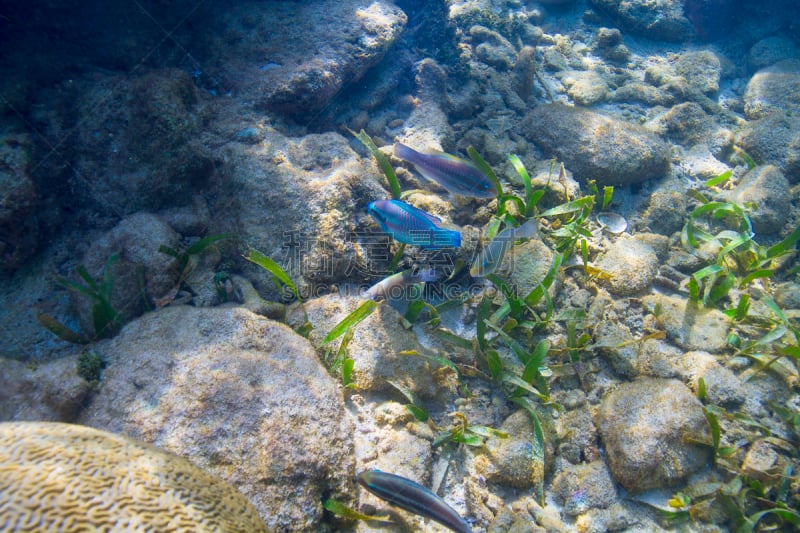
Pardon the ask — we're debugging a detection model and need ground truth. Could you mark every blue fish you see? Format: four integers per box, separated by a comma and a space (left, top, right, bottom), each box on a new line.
394, 143, 497, 198
357, 469, 473, 533
367, 199, 461, 248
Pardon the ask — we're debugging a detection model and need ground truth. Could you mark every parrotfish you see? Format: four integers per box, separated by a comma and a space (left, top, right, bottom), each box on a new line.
394, 143, 497, 198
470, 218, 538, 277
362, 268, 440, 301
368, 199, 461, 248
357, 469, 473, 533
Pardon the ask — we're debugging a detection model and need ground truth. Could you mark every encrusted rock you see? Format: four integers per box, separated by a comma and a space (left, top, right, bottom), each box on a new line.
664, 102, 715, 147
522, 103, 671, 186
720, 165, 791, 235
0, 356, 90, 422
477, 410, 549, 489
0, 421, 271, 532
641, 190, 688, 235
594, 320, 639, 376
774, 281, 800, 310
744, 59, 800, 119
677, 143, 733, 181
596, 378, 712, 492
680, 350, 745, 408
613, 81, 668, 106
737, 112, 800, 181
552, 460, 617, 516
644, 293, 731, 352
741, 439, 788, 483
216, 130, 388, 297
497, 238, 559, 307
674, 50, 721, 97
560, 70, 610, 106
513, 46, 538, 102
71, 212, 181, 334
471, 25, 517, 71
595, 236, 660, 296
78, 306, 354, 531
637, 338, 683, 379
554, 400, 598, 465
595, 27, 621, 49
299, 294, 444, 399
415, 58, 449, 107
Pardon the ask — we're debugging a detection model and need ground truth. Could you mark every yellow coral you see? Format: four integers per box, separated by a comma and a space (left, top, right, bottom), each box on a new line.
0, 422, 271, 532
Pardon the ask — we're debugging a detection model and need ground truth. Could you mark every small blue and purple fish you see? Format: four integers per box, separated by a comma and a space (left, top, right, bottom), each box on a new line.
367, 199, 461, 248
394, 143, 497, 198
357, 469, 473, 533
470, 218, 538, 277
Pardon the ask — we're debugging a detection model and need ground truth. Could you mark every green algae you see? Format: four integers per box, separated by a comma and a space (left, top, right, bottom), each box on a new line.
76, 350, 105, 386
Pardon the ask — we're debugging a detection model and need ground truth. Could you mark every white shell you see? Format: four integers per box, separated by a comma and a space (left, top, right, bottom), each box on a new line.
596, 212, 627, 234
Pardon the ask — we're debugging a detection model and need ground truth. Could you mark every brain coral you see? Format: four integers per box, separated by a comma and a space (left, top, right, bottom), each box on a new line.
0, 421, 271, 532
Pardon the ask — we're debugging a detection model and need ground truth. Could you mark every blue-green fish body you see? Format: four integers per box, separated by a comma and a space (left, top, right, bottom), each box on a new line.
470, 219, 538, 277
357, 469, 473, 533
394, 143, 497, 198
368, 199, 461, 248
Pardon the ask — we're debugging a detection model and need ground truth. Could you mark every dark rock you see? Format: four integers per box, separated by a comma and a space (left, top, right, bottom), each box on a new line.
68, 69, 212, 216
641, 190, 688, 235
0, 356, 90, 422
683, 0, 736, 41
207, 1, 406, 118
748, 36, 800, 71
0, 132, 39, 271
589, 0, 694, 42
596, 27, 622, 48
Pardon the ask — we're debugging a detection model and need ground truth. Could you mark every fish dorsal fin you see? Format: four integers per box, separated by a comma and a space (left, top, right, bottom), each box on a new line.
395, 200, 443, 225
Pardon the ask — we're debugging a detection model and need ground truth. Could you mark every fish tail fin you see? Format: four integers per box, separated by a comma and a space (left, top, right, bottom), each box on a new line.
517, 219, 538, 239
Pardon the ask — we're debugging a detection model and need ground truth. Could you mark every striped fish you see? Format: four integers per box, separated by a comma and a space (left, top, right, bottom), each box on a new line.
367, 199, 461, 248
394, 143, 497, 198
361, 268, 440, 301
357, 469, 473, 533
